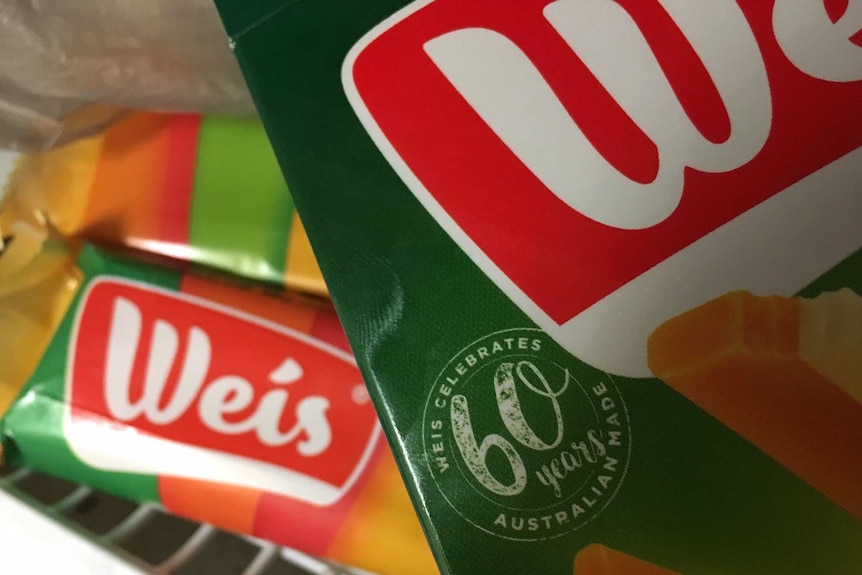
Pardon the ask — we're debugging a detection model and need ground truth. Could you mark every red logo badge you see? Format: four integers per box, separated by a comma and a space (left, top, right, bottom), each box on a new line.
65, 278, 379, 506
344, 0, 862, 376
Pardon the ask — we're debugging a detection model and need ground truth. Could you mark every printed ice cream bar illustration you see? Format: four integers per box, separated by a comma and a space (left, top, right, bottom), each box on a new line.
648, 289, 862, 517
573, 544, 680, 575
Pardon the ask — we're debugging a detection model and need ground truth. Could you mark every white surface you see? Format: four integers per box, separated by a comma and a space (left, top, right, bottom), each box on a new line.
0, 488, 145, 575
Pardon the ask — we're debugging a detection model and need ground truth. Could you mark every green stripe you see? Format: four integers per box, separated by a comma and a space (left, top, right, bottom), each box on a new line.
189, 117, 293, 286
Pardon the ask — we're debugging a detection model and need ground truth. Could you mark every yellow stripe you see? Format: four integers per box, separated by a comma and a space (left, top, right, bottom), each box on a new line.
327, 453, 438, 575
0, 243, 80, 418
10, 134, 104, 236
285, 214, 328, 296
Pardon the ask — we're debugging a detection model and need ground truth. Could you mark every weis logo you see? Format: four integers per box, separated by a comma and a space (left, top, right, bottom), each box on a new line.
343, 0, 862, 377
423, 329, 630, 540
64, 278, 379, 506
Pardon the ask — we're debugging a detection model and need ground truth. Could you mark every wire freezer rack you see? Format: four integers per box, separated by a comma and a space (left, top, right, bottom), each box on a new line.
0, 466, 374, 575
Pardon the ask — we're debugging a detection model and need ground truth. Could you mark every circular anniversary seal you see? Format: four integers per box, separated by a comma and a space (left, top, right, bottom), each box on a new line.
423, 328, 630, 541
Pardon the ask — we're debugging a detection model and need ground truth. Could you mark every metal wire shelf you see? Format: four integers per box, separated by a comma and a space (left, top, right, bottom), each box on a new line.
0, 466, 373, 575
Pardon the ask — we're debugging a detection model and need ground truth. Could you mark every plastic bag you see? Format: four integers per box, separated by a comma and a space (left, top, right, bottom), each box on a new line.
0, 0, 254, 150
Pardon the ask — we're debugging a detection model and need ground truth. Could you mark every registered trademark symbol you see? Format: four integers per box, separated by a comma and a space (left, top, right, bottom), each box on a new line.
352, 384, 370, 404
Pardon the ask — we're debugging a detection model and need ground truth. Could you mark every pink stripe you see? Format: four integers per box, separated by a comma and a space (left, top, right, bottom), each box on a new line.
157, 115, 201, 250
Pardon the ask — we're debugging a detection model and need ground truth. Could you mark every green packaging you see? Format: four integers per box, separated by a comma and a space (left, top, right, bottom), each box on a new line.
213, 1, 862, 573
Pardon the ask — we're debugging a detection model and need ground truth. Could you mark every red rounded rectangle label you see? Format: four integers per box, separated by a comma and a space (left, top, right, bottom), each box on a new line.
64, 277, 380, 506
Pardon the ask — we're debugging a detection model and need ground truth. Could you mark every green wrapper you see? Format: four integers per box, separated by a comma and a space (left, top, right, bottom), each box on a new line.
0, 243, 436, 575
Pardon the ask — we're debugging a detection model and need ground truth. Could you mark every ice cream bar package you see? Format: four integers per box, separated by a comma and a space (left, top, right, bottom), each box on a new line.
0, 233, 436, 575
8, 112, 327, 297
212, 1, 862, 573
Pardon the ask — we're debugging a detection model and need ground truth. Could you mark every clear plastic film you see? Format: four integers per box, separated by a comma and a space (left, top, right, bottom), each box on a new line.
0, 0, 254, 151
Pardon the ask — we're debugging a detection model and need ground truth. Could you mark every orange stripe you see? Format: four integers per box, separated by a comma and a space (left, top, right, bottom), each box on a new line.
573, 544, 681, 575
80, 113, 172, 246
158, 476, 261, 535
179, 275, 316, 334
326, 451, 438, 575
